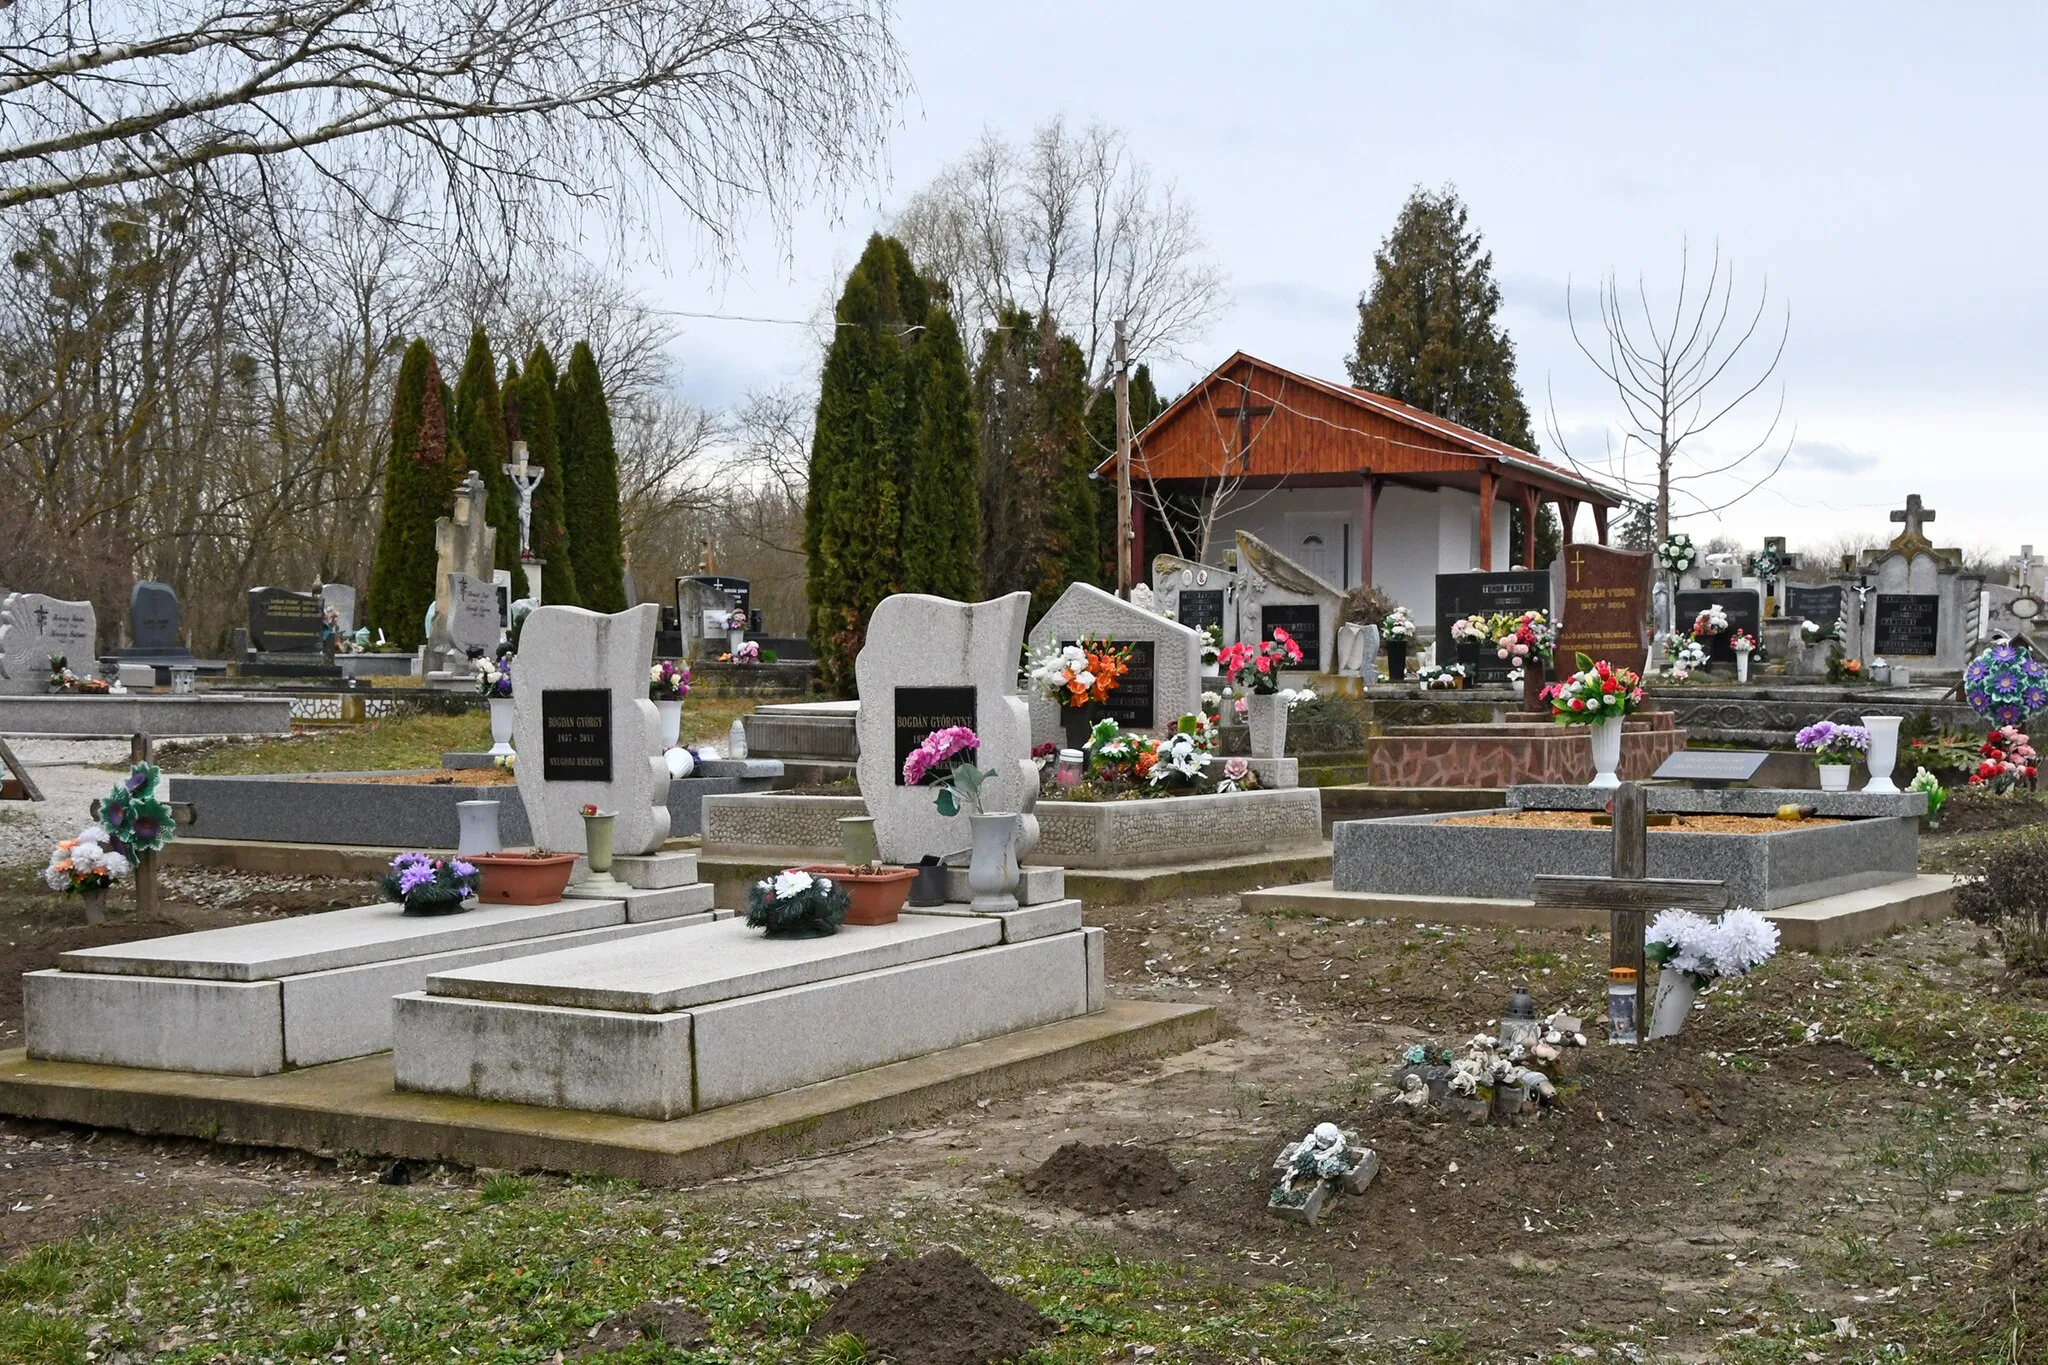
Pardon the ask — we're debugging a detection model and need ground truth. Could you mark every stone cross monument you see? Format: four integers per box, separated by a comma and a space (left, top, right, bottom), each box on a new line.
426, 473, 498, 685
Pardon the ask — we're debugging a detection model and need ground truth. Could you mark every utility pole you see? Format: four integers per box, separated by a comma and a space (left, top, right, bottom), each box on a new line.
1114, 319, 1133, 599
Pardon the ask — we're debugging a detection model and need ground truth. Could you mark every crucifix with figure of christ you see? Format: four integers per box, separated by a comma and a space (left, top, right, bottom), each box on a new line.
1216, 369, 1273, 474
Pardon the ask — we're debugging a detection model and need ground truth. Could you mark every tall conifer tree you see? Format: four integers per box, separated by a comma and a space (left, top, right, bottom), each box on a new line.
453, 328, 526, 597
899, 302, 981, 600
504, 351, 579, 606
975, 311, 1095, 617
555, 341, 627, 612
367, 340, 455, 647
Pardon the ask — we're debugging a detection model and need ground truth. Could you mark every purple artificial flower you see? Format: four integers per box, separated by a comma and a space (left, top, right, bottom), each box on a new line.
125, 765, 151, 794
129, 812, 160, 847
398, 863, 437, 895
450, 860, 477, 880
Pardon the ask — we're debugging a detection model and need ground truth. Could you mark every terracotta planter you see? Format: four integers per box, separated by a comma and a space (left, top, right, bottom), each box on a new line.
798, 864, 915, 925
470, 852, 579, 905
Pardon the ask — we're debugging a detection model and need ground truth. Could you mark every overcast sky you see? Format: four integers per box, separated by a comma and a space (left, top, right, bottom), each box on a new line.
626, 2, 2044, 561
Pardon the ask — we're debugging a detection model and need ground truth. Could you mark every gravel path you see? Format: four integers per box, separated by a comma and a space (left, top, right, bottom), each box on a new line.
0, 738, 133, 868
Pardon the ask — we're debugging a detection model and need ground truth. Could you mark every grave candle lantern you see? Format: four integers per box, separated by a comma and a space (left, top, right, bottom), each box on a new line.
1055, 748, 1085, 789
1607, 966, 1640, 1045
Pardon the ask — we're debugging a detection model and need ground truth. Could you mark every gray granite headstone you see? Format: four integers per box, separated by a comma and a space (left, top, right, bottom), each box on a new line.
446, 572, 502, 655
511, 604, 671, 858
854, 592, 1035, 864
1029, 581, 1203, 743
0, 593, 97, 693
320, 583, 357, 635
1236, 530, 1344, 672
1151, 554, 1239, 650
129, 581, 183, 651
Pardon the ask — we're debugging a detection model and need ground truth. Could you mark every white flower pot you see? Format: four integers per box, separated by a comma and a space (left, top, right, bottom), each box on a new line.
967, 812, 1021, 913
487, 697, 516, 757
1860, 714, 1901, 793
1247, 691, 1290, 759
1734, 649, 1751, 683
728, 627, 745, 656
456, 800, 502, 857
656, 698, 683, 750
1817, 763, 1853, 792
1650, 971, 1698, 1040
1586, 714, 1625, 789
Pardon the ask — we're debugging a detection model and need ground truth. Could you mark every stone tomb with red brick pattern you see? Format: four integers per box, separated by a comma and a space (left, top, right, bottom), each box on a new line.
1367, 712, 1687, 788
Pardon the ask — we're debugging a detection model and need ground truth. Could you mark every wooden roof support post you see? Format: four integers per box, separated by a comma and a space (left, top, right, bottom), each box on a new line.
1359, 476, 1378, 587
1518, 486, 1539, 568
1593, 503, 1611, 546
1477, 471, 1497, 571
1559, 497, 1580, 545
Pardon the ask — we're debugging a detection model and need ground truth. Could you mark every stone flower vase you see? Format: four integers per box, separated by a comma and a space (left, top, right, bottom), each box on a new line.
1861, 714, 1902, 793
966, 812, 1021, 913
837, 815, 880, 868
456, 800, 502, 857
1650, 972, 1698, 1040
1733, 646, 1752, 684
79, 886, 108, 926
582, 811, 617, 874
727, 626, 746, 657
1586, 714, 1625, 789
487, 697, 516, 757
1247, 691, 1290, 759
656, 698, 683, 750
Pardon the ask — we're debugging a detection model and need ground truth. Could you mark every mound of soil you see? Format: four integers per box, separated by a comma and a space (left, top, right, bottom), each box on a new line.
808, 1248, 1047, 1365
1022, 1141, 1186, 1214
1936, 787, 2048, 837
570, 1300, 710, 1357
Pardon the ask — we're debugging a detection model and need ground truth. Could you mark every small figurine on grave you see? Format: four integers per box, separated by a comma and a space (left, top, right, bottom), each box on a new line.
1267, 1121, 1380, 1225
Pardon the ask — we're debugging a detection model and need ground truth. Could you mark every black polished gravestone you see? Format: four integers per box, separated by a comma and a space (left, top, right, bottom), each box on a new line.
1435, 571, 1550, 683
893, 685, 977, 787
540, 688, 613, 783
1257, 604, 1322, 671
246, 587, 325, 653
1874, 594, 1941, 657
1674, 588, 1763, 664
1059, 638, 1157, 731
1783, 583, 1845, 627
1176, 589, 1226, 638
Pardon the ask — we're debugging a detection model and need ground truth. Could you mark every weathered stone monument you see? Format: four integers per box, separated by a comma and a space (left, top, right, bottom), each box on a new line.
321, 583, 357, 635
853, 593, 1035, 864
1554, 544, 1653, 674
1151, 554, 1238, 650
1028, 582, 1204, 744
1854, 494, 1982, 671
1236, 530, 1344, 673
426, 472, 498, 686
0, 593, 98, 693
512, 604, 672, 860
445, 572, 503, 659
126, 582, 186, 656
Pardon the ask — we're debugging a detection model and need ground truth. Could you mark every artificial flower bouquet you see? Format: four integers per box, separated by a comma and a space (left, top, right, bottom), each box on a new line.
1491, 610, 1555, 666
1690, 603, 1730, 640
1656, 631, 1709, 681
1027, 637, 1131, 709
1543, 654, 1646, 725
649, 659, 691, 702
725, 640, 762, 665
1799, 617, 1847, 645
1963, 642, 2048, 728
1646, 907, 1780, 989
1970, 726, 2038, 792
475, 654, 512, 698
1825, 651, 1865, 684
46, 654, 108, 694
1795, 720, 1869, 764
726, 607, 749, 631
376, 851, 479, 915
746, 868, 847, 937
1416, 662, 1467, 690
1218, 629, 1303, 694
1379, 606, 1416, 643
903, 725, 995, 816
100, 764, 175, 854
1908, 766, 1948, 823
1448, 615, 1492, 646
1656, 533, 1697, 575
1728, 629, 1758, 653
44, 825, 131, 896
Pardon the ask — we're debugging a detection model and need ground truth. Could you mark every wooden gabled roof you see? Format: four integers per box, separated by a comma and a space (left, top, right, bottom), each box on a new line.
1103, 352, 1622, 506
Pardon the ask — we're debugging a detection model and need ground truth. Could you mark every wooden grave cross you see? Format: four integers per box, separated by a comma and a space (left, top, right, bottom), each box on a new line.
0, 735, 44, 801
1530, 782, 1730, 993
87, 733, 196, 918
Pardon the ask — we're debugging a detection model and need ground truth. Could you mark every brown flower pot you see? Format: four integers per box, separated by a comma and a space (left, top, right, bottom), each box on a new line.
1521, 658, 1547, 713
799, 864, 916, 925
469, 852, 579, 905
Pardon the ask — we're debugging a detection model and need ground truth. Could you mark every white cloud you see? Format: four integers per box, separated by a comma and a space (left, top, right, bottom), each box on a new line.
1785, 440, 1879, 475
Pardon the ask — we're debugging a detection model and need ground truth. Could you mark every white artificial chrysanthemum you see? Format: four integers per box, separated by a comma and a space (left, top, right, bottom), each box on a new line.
769, 870, 814, 901
99, 850, 132, 879
1647, 909, 1719, 976
1714, 907, 1780, 975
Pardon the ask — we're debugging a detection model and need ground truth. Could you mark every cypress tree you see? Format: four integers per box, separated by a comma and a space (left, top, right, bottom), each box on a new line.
453, 328, 526, 597
504, 352, 579, 607
555, 341, 627, 612
366, 340, 454, 648
899, 302, 981, 600
975, 311, 1095, 617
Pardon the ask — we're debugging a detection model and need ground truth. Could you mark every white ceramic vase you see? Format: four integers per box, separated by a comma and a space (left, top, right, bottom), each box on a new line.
487, 697, 516, 757
1247, 691, 1290, 759
1861, 714, 1901, 793
656, 698, 683, 750
1586, 714, 1625, 789
727, 626, 745, 656
1817, 763, 1853, 792
456, 799, 502, 857
1650, 971, 1698, 1040
966, 812, 1021, 913
1734, 648, 1751, 683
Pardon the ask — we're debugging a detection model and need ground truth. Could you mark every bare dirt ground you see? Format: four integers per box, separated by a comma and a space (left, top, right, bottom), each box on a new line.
2, 864, 2040, 1358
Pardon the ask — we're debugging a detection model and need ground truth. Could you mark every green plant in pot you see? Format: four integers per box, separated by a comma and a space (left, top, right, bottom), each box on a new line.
376, 851, 480, 916
746, 869, 848, 938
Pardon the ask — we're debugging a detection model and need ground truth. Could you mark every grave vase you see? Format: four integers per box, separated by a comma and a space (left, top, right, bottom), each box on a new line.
1246, 690, 1289, 759
1817, 763, 1853, 793
79, 886, 108, 926
1734, 646, 1752, 683
487, 698, 516, 757
1586, 714, 1625, 789
727, 627, 745, 657
1386, 641, 1408, 681
456, 800, 502, 857
1061, 702, 1109, 750
1649, 971, 1698, 1040
1861, 714, 1902, 794
1520, 657, 1547, 713
966, 812, 1021, 913
656, 698, 683, 750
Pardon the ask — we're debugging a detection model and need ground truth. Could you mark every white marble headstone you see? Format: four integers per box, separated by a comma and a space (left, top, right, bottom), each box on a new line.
0, 593, 97, 694
1027, 581, 1204, 744
854, 593, 1035, 864
1235, 530, 1345, 673
447, 573, 503, 655
512, 604, 671, 858
321, 583, 357, 634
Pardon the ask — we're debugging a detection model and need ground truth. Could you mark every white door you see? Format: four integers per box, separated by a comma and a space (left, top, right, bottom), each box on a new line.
1284, 512, 1349, 588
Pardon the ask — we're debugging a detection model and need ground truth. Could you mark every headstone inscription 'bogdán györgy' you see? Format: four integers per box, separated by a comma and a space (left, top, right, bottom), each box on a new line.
541, 688, 613, 782
893, 686, 976, 786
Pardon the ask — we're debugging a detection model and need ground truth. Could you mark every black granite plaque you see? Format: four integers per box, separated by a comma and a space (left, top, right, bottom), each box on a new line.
1783, 583, 1845, 626
1652, 750, 1770, 788
1435, 571, 1549, 682
895, 685, 977, 787
1257, 604, 1321, 670
541, 688, 612, 783
1176, 589, 1225, 638
1061, 639, 1157, 730
1674, 588, 1763, 664
1874, 594, 1940, 656
246, 587, 324, 652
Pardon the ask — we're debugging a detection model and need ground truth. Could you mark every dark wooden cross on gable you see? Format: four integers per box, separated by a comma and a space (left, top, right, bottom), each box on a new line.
1530, 783, 1731, 993
1216, 368, 1274, 473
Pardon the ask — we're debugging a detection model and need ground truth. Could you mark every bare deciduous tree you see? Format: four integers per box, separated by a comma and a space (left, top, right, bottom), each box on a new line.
894, 117, 1226, 389
0, 0, 904, 256
1546, 241, 1791, 541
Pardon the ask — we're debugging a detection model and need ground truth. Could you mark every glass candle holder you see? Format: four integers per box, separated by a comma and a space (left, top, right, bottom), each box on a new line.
1607, 966, 1640, 1045
1055, 748, 1086, 789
